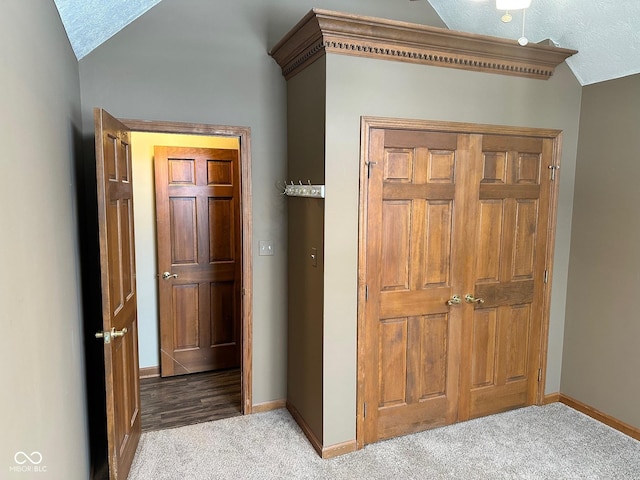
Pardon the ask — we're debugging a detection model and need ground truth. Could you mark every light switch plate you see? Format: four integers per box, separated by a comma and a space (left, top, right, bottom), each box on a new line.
259, 240, 274, 256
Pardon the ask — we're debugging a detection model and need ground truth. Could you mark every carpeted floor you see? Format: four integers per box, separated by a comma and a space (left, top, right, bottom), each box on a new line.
128, 403, 640, 479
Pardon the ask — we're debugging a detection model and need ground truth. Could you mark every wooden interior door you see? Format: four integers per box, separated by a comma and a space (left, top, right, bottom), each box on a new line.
155, 146, 242, 376
361, 121, 558, 445
362, 128, 477, 443
459, 135, 553, 421
94, 108, 141, 479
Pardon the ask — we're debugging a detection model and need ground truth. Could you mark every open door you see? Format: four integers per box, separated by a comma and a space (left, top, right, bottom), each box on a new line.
94, 108, 141, 479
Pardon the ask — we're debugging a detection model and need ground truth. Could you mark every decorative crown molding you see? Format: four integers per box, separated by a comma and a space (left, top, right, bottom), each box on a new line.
269, 9, 577, 81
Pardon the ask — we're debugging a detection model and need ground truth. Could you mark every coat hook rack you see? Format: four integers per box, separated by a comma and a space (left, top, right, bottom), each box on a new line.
281, 180, 325, 198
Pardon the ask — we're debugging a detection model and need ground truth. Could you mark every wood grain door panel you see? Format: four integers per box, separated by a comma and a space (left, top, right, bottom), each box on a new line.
363, 129, 468, 443
156, 146, 241, 377
460, 137, 552, 421
94, 108, 141, 479
362, 121, 558, 446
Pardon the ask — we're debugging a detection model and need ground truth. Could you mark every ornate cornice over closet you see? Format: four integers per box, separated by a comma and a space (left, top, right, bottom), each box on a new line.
269, 9, 577, 81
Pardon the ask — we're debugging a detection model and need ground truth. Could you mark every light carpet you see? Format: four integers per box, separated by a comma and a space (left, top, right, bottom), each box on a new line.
128, 403, 640, 479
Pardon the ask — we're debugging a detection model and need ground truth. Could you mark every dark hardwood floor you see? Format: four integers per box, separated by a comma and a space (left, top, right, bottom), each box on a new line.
140, 368, 241, 432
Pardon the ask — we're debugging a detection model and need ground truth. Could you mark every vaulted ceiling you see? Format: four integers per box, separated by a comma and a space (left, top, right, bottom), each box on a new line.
53, 0, 161, 59
427, 0, 640, 85
54, 0, 640, 86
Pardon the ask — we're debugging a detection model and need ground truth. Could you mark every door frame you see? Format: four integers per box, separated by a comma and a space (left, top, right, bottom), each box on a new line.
356, 116, 562, 449
122, 118, 253, 414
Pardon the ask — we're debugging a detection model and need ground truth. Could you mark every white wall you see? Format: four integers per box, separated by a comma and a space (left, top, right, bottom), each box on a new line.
323, 56, 582, 445
0, 1, 88, 478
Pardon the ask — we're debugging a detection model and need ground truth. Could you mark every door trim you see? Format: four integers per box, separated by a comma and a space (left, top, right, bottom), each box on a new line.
356, 116, 562, 449
122, 118, 253, 414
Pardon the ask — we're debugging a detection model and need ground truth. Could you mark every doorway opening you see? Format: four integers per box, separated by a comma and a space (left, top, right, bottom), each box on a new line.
124, 120, 253, 430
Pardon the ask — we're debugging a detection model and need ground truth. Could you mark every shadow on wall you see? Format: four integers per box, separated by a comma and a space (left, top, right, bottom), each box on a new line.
74, 129, 109, 480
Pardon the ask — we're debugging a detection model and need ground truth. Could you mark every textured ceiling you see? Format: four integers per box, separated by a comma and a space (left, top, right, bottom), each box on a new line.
427, 0, 640, 85
53, 0, 161, 59
53, 0, 640, 85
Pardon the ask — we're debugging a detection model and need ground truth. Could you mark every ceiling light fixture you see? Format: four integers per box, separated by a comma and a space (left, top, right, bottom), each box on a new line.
495, 0, 531, 46
518, 9, 529, 45
496, 0, 531, 10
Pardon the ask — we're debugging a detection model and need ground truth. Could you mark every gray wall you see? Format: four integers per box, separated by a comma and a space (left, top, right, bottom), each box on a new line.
562, 73, 640, 428
287, 57, 327, 442
78, 0, 444, 405
0, 1, 88, 478
4, 0, 634, 472
322, 56, 582, 446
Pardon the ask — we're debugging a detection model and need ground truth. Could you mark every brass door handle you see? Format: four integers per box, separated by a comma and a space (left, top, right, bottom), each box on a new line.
447, 294, 462, 306
465, 294, 485, 304
162, 272, 178, 280
95, 327, 128, 344
111, 327, 128, 338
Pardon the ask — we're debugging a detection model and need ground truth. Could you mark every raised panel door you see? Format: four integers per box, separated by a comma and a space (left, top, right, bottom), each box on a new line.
363, 129, 476, 443
460, 136, 553, 420
362, 122, 558, 446
155, 146, 241, 376
94, 108, 141, 479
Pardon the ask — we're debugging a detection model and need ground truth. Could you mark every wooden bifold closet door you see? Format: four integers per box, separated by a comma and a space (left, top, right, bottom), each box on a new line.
361, 120, 559, 445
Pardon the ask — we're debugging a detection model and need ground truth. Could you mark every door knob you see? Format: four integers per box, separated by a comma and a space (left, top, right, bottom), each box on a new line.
111, 327, 128, 338
95, 327, 128, 344
447, 294, 462, 306
465, 294, 485, 304
162, 272, 178, 280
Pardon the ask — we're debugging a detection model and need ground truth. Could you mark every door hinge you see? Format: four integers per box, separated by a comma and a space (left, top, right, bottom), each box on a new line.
363, 402, 367, 418
367, 161, 377, 179
365, 285, 369, 301
544, 270, 549, 284
538, 368, 542, 382
548, 165, 560, 181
